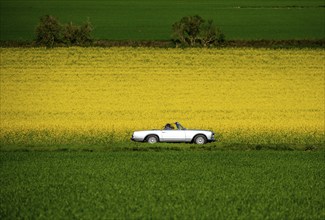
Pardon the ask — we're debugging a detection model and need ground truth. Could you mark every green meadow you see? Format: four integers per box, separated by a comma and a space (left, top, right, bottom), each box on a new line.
1, 151, 324, 219
0, 0, 324, 40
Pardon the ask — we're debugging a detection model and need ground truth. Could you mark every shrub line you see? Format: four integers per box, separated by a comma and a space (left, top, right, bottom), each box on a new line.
1, 39, 324, 48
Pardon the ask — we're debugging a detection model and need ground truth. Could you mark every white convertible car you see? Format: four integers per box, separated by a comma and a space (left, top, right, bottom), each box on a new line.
131, 122, 215, 144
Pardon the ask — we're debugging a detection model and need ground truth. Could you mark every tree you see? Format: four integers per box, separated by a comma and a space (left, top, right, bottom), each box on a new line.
172, 15, 204, 46
35, 15, 63, 47
199, 20, 225, 47
172, 15, 225, 47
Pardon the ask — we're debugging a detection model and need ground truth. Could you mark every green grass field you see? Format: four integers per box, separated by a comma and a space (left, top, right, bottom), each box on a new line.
0, 151, 324, 219
1, 0, 324, 41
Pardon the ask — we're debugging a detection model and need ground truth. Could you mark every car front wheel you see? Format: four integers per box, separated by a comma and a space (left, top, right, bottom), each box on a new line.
194, 135, 207, 144
146, 135, 158, 144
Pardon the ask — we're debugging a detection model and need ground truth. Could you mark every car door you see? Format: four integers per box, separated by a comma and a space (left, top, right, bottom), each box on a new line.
161, 130, 186, 142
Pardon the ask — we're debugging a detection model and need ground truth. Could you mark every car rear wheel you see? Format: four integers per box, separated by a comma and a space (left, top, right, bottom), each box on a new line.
194, 135, 207, 144
147, 135, 158, 144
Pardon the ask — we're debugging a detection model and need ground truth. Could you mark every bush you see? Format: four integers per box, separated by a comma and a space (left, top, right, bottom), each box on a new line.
62, 22, 79, 45
63, 20, 93, 45
172, 15, 225, 47
78, 20, 93, 44
35, 15, 93, 47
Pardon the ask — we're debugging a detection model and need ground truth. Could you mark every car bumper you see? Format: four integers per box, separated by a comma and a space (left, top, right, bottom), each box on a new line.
207, 136, 216, 142
131, 136, 142, 142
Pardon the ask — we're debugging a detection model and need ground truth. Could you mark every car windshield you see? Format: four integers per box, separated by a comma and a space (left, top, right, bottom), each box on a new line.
175, 122, 186, 130
163, 122, 186, 130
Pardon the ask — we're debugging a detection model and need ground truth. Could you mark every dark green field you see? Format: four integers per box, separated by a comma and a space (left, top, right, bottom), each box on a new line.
0, 151, 324, 219
1, 0, 324, 41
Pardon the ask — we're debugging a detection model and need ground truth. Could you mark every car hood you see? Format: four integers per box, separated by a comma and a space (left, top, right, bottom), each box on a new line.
185, 129, 213, 132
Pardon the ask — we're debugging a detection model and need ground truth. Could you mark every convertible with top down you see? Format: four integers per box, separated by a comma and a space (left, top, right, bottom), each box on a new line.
131, 122, 215, 144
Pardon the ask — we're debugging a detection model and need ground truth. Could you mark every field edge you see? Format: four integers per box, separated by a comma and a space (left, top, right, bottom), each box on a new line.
1, 39, 325, 48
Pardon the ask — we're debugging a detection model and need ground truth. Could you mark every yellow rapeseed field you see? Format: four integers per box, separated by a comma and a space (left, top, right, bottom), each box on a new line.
0, 47, 324, 146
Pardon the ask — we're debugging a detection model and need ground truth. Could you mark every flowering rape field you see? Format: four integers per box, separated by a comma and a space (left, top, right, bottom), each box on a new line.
0, 48, 324, 149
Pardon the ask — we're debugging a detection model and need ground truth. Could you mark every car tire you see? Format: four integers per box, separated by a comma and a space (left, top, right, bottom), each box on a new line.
194, 135, 207, 144
146, 135, 158, 144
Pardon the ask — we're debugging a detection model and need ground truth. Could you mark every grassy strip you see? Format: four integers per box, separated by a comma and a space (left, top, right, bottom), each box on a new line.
1, 39, 324, 48
0, 142, 322, 152
1, 140, 323, 152
0, 142, 324, 152
1, 151, 324, 219
1, 129, 323, 152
